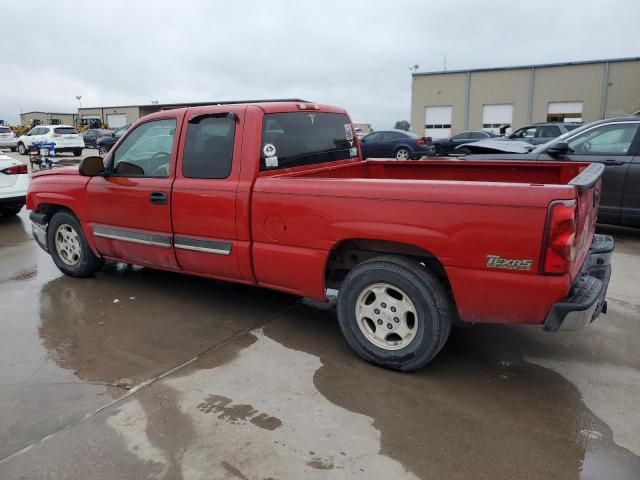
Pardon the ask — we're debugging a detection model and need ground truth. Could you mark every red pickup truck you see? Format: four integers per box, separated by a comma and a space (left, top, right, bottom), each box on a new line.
27, 101, 613, 371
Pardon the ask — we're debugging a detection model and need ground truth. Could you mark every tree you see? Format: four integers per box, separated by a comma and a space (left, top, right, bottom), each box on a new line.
394, 120, 410, 131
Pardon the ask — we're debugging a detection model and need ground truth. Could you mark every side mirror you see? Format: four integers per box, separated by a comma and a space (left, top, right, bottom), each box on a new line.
546, 141, 570, 157
78, 156, 105, 176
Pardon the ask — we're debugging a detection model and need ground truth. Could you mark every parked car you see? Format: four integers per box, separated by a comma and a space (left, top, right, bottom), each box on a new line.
0, 154, 29, 215
17, 125, 84, 156
96, 124, 130, 156
360, 129, 434, 160
82, 129, 114, 149
462, 117, 640, 227
508, 122, 583, 145
0, 126, 18, 152
432, 130, 500, 155
27, 100, 611, 371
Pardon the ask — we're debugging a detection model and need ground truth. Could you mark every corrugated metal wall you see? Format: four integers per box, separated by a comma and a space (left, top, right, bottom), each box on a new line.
411, 59, 640, 134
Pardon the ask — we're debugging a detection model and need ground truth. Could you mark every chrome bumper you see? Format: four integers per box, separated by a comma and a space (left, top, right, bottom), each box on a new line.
543, 234, 614, 332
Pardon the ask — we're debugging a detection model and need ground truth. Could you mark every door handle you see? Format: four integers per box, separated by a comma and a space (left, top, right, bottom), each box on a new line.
149, 192, 167, 205
604, 159, 624, 166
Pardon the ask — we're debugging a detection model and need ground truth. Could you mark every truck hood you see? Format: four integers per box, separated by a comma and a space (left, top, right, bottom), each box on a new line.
32, 166, 80, 178
455, 139, 536, 154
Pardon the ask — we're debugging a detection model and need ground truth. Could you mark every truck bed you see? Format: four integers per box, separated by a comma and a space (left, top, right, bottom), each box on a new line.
280, 159, 584, 186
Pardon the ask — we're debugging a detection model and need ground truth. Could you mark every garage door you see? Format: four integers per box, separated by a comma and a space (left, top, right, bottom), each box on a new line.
482, 104, 513, 134
424, 106, 452, 139
106, 114, 127, 129
547, 102, 583, 122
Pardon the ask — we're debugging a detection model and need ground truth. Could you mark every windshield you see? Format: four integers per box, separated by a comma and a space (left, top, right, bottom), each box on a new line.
260, 112, 358, 171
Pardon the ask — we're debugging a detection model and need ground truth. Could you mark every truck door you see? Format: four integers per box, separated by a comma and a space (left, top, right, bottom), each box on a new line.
85, 115, 181, 269
538, 122, 639, 225
170, 109, 245, 281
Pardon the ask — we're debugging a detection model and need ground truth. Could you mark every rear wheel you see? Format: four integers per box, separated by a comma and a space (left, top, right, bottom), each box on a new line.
98, 146, 108, 156
433, 145, 443, 156
337, 255, 451, 371
73, 149, 82, 157
17, 143, 27, 155
395, 147, 411, 161
47, 211, 103, 277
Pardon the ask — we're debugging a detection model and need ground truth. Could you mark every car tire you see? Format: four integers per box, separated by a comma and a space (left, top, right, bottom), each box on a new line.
17, 143, 27, 155
10, 147, 16, 152
0, 205, 22, 216
337, 255, 451, 371
433, 145, 443, 156
395, 147, 411, 161
73, 150, 82, 157
47, 211, 103, 277
98, 146, 108, 156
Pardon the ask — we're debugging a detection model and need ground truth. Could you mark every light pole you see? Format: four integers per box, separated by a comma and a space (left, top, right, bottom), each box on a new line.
75, 95, 82, 126
408, 65, 419, 132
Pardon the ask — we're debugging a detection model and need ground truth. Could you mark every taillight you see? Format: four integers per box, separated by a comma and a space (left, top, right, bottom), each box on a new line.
416, 138, 425, 145
1, 164, 28, 175
541, 200, 577, 275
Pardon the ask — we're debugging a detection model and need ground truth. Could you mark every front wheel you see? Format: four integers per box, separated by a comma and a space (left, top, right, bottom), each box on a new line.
47, 211, 103, 277
395, 148, 411, 161
17, 143, 27, 155
10, 147, 16, 152
337, 255, 451, 371
73, 149, 82, 157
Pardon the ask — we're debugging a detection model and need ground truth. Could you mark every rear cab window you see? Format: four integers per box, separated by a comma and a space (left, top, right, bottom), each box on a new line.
260, 112, 358, 171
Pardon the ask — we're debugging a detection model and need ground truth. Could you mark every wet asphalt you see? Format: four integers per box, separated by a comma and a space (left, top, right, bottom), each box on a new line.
0, 175, 639, 479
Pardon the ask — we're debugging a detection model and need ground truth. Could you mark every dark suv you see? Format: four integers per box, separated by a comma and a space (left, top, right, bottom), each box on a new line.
463, 117, 640, 227
96, 124, 130, 156
509, 122, 583, 145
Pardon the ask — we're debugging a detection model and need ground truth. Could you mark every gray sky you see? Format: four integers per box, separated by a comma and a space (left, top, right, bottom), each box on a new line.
1, 0, 638, 128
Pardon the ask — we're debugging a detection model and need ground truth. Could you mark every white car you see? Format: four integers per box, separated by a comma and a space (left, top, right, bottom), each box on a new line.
0, 126, 17, 152
0, 154, 29, 216
17, 125, 85, 156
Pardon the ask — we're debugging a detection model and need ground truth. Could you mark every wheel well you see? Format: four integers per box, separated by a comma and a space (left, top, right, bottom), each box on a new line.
325, 238, 460, 323
326, 239, 448, 288
36, 204, 75, 223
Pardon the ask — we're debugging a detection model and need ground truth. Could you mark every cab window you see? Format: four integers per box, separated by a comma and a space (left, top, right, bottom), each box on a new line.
112, 119, 176, 177
182, 115, 235, 179
567, 123, 639, 156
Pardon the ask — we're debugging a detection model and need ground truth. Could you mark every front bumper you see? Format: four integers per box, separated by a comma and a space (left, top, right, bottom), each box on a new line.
30, 211, 49, 252
0, 195, 26, 208
543, 234, 614, 332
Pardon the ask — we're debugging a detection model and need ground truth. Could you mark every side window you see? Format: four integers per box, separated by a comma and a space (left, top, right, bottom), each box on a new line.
514, 127, 536, 138
182, 116, 235, 179
567, 123, 640, 156
364, 132, 382, 142
538, 126, 560, 137
384, 132, 403, 140
36, 128, 47, 135
470, 132, 487, 139
112, 119, 176, 177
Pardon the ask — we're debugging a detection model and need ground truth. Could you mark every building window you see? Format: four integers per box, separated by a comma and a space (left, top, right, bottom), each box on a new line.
50, 119, 61, 125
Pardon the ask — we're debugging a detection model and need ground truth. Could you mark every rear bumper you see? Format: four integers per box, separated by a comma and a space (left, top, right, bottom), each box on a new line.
0, 139, 18, 148
0, 195, 26, 207
543, 234, 614, 332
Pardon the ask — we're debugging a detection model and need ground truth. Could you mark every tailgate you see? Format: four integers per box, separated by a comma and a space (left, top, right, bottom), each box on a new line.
569, 163, 603, 280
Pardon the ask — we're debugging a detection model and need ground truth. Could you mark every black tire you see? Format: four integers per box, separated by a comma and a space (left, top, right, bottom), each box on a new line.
10, 147, 16, 152
98, 146, 108, 156
47, 211, 103, 277
394, 147, 411, 161
73, 149, 82, 157
17, 143, 27, 155
1, 205, 22, 216
337, 255, 451, 371
433, 145, 443, 156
